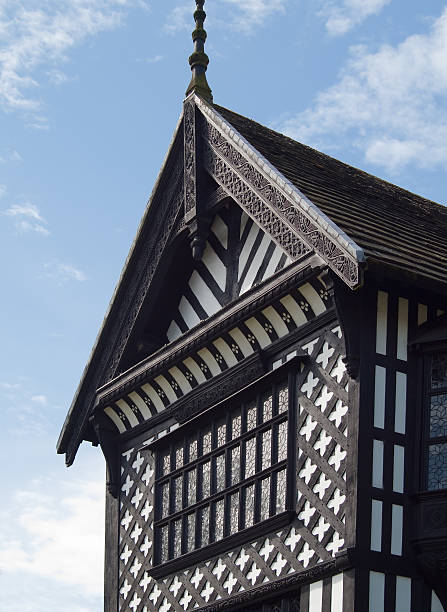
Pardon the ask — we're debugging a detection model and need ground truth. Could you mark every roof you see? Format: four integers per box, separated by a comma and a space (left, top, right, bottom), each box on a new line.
214, 105, 447, 286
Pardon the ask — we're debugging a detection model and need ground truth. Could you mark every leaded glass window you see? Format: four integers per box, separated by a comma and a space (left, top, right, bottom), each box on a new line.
426, 352, 447, 490
152, 371, 294, 567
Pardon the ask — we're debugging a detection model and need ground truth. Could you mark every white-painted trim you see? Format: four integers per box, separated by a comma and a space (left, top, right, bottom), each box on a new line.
376, 291, 388, 356
372, 440, 384, 489
395, 372, 407, 434
397, 298, 409, 361
391, 504, 403, 556
374, 366, 386, 429
371, 499, 383, 552
395, 576, 411, 612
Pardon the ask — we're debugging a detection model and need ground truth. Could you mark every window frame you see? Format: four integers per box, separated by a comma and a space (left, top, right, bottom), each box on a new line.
422, 346, 447, 491
146, 356, 303, 578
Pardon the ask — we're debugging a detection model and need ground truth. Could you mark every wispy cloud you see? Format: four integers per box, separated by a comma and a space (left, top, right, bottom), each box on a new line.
277, 7, 447, 174
0, 478, 104, 597
4, 202, 49, 235
43, 261, 87, 283
0, 149, 22, 163
165, 0, 287, 35
31, 394, 48, 406
0, 1, 148, 117
319, 0, 391, 36
0, 184, 6, 198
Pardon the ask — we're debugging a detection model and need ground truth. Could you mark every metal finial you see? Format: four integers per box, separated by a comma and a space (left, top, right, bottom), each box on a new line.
185, 0, 213, 101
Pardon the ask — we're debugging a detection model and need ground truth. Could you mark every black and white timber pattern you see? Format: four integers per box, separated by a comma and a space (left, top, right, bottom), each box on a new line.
104, 278, 329, 433
167, 207, 293, 343
117, 328, 351, 612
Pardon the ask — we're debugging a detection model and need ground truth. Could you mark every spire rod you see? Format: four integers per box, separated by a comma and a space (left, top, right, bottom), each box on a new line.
185, 0, 213, 102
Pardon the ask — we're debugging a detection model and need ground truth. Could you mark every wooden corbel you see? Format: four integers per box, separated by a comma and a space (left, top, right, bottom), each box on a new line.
90, 410, 120, 498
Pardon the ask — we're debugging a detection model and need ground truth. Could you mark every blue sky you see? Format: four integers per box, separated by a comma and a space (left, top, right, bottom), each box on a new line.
0, 0, 446, 609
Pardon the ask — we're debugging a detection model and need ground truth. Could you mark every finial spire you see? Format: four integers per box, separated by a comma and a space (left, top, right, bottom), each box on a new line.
185, 0, 213, 102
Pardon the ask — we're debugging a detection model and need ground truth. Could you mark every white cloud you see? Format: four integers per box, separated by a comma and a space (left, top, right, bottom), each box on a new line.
0, 478, 105, 597
31, 394, 48, 406
0, 148, 22, 163
0, 1, 148, 115
4, 202, 49, 234
278, 8, 447, 173
165, 0, 287, 35
43, 261, 87, 282
319, 0, 391, 35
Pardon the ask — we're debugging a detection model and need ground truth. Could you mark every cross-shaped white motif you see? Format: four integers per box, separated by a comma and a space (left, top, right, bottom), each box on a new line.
120, 579, 132, 598
140, 535, 152, 557
120, 544, 132, 564
299, 415, 317, 441
331, 326, 342, 338
312, 516, 330, 541
131, 487, 143, 509
235, 548, 250, 571
316, 342, 335, 369
129, 556, 142, 578
141, 464, 154, 486
259, 538, 274, 561
246, 562, 261, 585
313, 473, 331, 499
328, 444, 347, 471
223, 571, 237, 594
327, 531, 344, 556
139, 571, 151, 592
315, 386, 333, 412
121, 510, 133, 530
169, 576, 182, 597
159, 597, 172, 612
132, 452, 144, 473
201, 581, 214, 602
190, 567, 203, 589
179, 589, 192, 610
302, 338, 319, 356
149, 584, 161, 605
270, 553, 287, 576
314, 430, 332, 456
140, 500, 153, 521
328, 489, 346, 515
298, 501, 315, 526
329, 400, 348, 429
129, 592, 141, 611
298, 542, 314, 567
285, 527, 301, 551
301, 371, 319, 398
330, 356, 346, 383
122, 474, 134, 496
212, 558, 226, 580
299, 458, 317, 484
122, 449, 133, 462
130, 522, 142, 543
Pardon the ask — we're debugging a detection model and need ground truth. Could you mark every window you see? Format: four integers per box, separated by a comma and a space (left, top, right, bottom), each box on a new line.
426, 352, 447, 490
148, 359, 300, 575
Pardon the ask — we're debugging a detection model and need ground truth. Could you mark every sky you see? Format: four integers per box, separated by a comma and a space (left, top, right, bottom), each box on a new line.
0, 0, 446, 609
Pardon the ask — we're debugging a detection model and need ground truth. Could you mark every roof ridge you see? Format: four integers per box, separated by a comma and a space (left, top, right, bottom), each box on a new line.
213, 103, 447, 217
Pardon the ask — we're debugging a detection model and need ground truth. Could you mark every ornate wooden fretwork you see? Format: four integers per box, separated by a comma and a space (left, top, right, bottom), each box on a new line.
197, 98, 361, 289
184, 99, 197, 219
65, 145, 184, 466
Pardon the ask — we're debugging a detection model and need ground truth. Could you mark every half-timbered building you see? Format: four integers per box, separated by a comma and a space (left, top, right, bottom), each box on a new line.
58, 2, 447, 610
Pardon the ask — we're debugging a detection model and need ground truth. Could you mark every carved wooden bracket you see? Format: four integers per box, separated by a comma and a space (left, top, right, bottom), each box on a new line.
90, 410, 120, 498
329, 271, 362, 379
